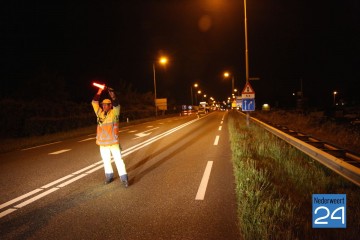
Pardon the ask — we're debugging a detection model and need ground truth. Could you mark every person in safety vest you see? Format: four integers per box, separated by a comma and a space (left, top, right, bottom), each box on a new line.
92, 87, 129, 187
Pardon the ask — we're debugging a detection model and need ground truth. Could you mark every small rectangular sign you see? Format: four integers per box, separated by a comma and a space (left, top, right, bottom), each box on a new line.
242, 93, 255, 99
312, 194, 346, 228
156, 98, 167, 106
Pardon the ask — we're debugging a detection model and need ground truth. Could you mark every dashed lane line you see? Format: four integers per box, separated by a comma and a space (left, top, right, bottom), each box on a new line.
195, 161, 213, 200
214, 136, 220, 145
49, 149, 71, 155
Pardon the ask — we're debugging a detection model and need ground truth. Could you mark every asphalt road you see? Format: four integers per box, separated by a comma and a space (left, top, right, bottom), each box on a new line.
0, 111, 241, 240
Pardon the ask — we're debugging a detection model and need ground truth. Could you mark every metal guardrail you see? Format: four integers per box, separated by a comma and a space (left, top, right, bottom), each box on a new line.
250, 117, 360, 187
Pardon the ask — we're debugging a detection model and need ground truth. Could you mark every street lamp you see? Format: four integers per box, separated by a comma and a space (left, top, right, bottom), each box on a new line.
153, 56, 168, 117
191, 83, 198, 105
333, 91, 337, 106
223, 71, 235, 95
197, 90, 202, 103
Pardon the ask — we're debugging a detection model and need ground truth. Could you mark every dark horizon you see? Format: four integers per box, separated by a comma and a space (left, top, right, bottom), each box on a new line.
1, 1, 359, 109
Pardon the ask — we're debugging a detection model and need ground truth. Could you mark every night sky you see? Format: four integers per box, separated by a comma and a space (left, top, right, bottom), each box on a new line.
1, 0, 359, 108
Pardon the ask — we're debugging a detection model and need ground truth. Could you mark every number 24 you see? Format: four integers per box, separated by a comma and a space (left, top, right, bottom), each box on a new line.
314, 206, 345, 224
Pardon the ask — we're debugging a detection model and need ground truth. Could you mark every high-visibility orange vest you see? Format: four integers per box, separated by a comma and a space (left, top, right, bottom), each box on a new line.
92, 100, 120, 146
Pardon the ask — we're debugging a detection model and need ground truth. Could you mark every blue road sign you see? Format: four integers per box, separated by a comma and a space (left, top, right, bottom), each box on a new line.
242, 98, 255, 111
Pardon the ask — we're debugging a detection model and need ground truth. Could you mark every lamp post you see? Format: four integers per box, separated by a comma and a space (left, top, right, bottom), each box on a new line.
152, 63, 157, 117
153, 56, 168, 117
244, 0, 249, 84
243, 0, 251, 126
333, 91, 337, 106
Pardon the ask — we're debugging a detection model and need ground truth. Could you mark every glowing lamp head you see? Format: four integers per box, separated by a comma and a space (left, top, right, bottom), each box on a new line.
159, 57, 168, 65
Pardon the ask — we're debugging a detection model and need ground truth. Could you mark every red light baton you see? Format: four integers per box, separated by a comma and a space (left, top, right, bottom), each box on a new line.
93, 82, 106, 89
93, 82, 114, 91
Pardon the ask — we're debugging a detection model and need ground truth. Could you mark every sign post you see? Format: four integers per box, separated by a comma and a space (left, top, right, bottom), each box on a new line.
241, 82, 255, 126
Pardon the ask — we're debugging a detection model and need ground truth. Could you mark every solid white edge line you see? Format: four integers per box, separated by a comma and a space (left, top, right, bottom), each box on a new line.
123, 118, 198, 155
0, 188, 43, 210
195, 161, 213, 200
85, 165, 104, 174
57, 174, 87, 187
72, 161, 102, 175
0, 208, 17, 218
15, 188, 60, 208
41, 175, 74, 189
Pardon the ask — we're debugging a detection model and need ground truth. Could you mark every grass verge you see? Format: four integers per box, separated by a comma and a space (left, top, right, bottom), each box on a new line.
228, 110, 360, 240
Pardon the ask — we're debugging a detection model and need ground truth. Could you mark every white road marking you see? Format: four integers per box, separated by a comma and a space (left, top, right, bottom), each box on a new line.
133, 127, 159, 139
21, 141, 62, 151
78, 137, 95, 142
0, 163, 105, 215
123, 119, 198, 156
0, 189, 43, 209
15, 188, 60, 208
195, 161, 213, 200
85, 164, 103, 173
0, 209, 17, 218
134, 132, 151, 138
57, 174, 88, 187
41, 175, 76, 188
73, 163, 102, 175
147, 127, 159, 131
214, 136, 220, 145
0, 118, 200, 218
218, 126, 222, 131
49, 149, 71, 155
